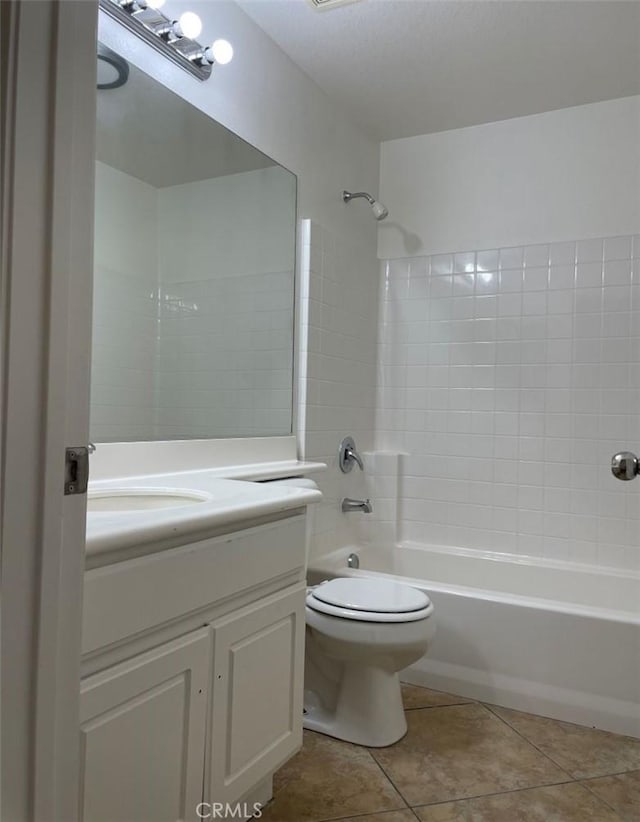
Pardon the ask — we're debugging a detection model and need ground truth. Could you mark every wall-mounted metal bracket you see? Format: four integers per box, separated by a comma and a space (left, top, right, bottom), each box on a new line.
65, 447, 89, 495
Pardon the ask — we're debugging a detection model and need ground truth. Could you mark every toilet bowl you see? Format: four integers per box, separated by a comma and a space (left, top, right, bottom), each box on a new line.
303, 576, 435, 747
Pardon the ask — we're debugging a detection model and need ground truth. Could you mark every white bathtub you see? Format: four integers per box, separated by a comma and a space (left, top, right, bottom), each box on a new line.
309, 542, 640, 738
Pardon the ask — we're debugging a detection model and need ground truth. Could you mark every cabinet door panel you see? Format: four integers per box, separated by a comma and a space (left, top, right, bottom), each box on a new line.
80, 629, 210, 822
208, 585, 305, 805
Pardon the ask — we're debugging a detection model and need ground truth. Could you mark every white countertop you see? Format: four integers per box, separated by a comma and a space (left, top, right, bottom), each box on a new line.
86, 470, 322, 562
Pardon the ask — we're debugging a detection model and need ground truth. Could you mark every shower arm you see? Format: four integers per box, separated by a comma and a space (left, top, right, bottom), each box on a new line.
343, 191, 375, 205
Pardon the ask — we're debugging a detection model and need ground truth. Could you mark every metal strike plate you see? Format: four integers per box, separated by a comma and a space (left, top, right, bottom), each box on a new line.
65, 447, 89, 495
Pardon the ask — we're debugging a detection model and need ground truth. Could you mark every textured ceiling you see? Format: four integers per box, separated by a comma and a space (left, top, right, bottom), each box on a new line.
239, 0, 640, 141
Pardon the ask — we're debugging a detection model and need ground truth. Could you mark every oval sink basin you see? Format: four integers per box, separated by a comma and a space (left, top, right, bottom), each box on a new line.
87, 488, 211, 513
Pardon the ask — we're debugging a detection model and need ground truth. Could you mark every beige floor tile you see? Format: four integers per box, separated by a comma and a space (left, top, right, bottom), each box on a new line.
413, 782, 622, 821
490, 706, 640, 779
582, 769, 640, 822
401, 684, 473, 710
369, 704, 566, 806
336, 813, 418, 822
259, 730, 406, 822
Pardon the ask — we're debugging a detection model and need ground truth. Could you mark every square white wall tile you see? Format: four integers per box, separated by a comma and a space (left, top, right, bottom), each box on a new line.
375, 235, 640, 571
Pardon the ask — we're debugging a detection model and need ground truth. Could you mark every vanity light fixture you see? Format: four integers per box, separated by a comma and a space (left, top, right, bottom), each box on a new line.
308, 0, 365, 9
99, 0, 233, 82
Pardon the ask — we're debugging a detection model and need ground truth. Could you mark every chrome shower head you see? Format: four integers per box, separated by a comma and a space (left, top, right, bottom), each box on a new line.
342, 190, 389, 221
371, 200, 389, 220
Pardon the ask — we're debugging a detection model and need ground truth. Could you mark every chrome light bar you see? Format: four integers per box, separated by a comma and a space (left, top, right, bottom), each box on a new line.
99, 0, 213, 81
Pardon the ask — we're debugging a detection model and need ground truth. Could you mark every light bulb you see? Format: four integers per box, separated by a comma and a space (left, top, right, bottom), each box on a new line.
207, 39, 234, 65
175, 11, 202, 39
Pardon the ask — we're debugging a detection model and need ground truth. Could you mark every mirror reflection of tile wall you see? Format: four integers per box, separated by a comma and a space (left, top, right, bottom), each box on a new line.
91, 50, 296, 442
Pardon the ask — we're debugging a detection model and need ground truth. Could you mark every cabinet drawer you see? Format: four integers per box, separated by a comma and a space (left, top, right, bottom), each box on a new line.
206, 584, 306, 806
83, 514, 305, 655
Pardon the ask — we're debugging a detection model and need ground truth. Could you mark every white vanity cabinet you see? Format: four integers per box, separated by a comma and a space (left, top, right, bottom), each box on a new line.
80, 512, 308, 822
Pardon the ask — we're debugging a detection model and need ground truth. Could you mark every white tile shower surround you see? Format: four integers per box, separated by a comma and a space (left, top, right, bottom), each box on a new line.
91, 162, 295, 441
92, 267, 293, 440
155, 271, 293, 439
375, 235, 640, 571
299, 220, 379, 559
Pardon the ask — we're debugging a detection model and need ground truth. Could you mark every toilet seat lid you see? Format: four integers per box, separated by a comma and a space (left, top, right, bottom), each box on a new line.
309, 577, 430, 614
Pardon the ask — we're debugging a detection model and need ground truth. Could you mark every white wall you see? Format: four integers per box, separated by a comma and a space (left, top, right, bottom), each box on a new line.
157, 166, 296, 283
378, 96, 640, 260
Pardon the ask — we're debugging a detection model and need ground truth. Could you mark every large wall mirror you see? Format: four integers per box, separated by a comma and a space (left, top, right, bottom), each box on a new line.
91, 45, 297, 442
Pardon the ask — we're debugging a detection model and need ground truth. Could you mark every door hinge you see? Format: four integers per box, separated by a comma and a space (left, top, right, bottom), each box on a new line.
65, 446, 89, 495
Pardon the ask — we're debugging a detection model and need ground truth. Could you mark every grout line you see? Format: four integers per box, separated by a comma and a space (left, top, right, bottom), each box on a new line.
578, 779, 630, 820
402, 703, 479, 719
307, 803, 413, 822
403, 700, 473, 710
364, 715, 424, 811
580, 766, 640, 780
369, 703, 566, 810
482, 703, 577, 782
290, 732, 410, 822
395, 701, 580, 803
366, 749, 413, 813
409, 778, 577, 810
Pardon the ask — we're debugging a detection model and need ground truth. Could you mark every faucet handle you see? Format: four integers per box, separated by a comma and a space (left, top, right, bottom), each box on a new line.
338, 435, 364, 473
345, 445, 364, 471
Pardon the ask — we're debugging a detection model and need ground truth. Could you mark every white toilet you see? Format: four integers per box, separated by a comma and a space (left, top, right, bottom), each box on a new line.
303, 576, 435, 747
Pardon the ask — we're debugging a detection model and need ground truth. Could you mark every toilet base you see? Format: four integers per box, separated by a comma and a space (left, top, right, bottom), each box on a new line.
303, 661, 407, 747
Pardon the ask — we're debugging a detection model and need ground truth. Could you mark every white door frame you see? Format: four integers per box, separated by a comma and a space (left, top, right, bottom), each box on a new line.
1, 1, 98, 819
